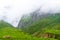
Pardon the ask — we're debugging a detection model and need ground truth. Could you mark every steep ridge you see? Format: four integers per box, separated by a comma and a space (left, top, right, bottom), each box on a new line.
19, 13, 60, 34
18, 12, 51, 30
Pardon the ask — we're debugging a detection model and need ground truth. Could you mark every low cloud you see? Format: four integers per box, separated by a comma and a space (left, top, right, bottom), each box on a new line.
0, 0, 60, 27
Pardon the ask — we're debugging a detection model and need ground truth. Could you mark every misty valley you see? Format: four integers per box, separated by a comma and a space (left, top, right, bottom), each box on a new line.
0, 0, 60, 40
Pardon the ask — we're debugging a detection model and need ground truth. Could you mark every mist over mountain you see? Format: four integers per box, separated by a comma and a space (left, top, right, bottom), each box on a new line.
18, 7, 60, 29
0, 0, 60, 27
0, 0, 60, 40
18, 12, 60, 37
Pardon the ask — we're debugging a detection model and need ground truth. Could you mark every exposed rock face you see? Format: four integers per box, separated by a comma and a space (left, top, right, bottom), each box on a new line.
3, 35, 11, 39
40, 33, 55, 38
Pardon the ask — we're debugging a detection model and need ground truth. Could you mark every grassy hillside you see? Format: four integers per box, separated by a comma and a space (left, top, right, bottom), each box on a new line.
18, 13, 60, 40
22, 13, 60, 34
0, 20, 57, 40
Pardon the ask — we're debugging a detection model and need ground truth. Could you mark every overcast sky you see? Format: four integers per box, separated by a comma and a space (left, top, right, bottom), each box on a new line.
0, 0, 60, 27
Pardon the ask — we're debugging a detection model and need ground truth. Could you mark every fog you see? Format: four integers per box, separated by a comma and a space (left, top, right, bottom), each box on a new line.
0, 0, 60, 27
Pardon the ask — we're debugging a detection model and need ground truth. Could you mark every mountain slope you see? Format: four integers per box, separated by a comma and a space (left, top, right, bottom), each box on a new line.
19, 13, 60, 34
0, 20, 57, 40
18, 11, 51, 30
0, 20, 34, 40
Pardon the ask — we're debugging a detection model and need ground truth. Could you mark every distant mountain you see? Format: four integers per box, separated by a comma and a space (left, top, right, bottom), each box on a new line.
18, 13, 60, 34
18, 9, 52, 29
24, 13, 60, 33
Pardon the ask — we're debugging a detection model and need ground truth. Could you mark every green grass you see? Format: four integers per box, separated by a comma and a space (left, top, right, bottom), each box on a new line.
0, 20, 57, 40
